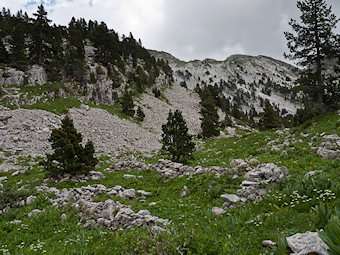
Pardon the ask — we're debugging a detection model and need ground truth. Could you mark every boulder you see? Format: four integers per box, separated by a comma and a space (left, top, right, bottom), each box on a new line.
286, 231, 329, 255
317, 147, 340, 159
120, 189, 136, 199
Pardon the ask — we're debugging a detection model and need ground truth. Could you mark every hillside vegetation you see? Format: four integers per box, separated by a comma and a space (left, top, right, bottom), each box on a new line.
0, 112, 339, 254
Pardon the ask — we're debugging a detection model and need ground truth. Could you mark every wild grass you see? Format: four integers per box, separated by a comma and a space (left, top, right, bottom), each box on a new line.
0, 113, 339, 254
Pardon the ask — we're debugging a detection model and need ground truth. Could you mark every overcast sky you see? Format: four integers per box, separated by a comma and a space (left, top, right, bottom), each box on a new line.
1, 0, 340, 63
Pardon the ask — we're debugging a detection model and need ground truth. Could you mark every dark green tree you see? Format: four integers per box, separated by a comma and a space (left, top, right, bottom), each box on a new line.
66, 17, 86, 82
9, 23, 27, 71
44, 25, 65, 81
0, 40, 8, 63
41, 116, 98, 177
136, 106, 145, 121
259, 99, 281, 130
121, 89, 135, 117
284, 0, 339, 113
30, 4, 52, 66
162, 110, 195, 162
200, 87, 219, 138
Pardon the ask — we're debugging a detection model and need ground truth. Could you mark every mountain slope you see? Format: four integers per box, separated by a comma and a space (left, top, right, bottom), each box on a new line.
149, 50, 304, 116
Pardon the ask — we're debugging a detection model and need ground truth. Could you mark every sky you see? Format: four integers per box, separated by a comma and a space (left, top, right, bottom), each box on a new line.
1, 0, 340, 63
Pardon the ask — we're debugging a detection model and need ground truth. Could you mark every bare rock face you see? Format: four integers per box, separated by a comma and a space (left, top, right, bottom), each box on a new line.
0, 65, 47, 86
27, 65, 48, 85
0, 68, 24, 86
286, 231, 329, 255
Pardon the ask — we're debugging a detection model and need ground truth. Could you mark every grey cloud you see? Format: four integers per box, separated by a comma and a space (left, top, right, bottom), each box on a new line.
154, 0, 340, 62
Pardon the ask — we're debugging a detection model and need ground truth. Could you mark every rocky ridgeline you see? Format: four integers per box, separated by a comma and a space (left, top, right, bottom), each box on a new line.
107, 159, 230, 178
35, 184, 169, 231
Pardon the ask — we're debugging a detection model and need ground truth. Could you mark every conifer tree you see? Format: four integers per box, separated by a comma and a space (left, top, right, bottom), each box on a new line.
41, 116, 98, 177
136, 106, 145, 121
121, 89, 135, 117
284, 0, 339, 113
162, 110, 195, 162
9, 23, 27, 71
66, 17, 86, 82
0, 40, 8, 63
259, 99, 281, 130
200, 87, 219, 138
30, 4, 51, 66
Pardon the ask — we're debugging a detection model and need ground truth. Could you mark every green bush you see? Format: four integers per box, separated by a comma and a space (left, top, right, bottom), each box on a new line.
40, 116, 98, 177
318, 205, 340, 255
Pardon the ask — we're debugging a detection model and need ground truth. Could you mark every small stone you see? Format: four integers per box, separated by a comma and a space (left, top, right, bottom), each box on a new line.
151, 225, 166, 232
180, 186, 190, 197
10, 220, 22, 224
12, 170, 19, 176
212, 206, 225, 216
61, 214, 67, 220
28, 209, 42, 217
262, 240, 277, 248
304, 170, 323, 178
123, 174, 137, 179
26, 195, 36, 205
220, 194, 241, 204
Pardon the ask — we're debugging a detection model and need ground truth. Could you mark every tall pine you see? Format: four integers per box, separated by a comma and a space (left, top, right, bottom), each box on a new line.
200, 87, 219, 138
9, 23, 27, 71
120, 89, 135, 117
284, 0, 339, 113
30, 4, 52, 66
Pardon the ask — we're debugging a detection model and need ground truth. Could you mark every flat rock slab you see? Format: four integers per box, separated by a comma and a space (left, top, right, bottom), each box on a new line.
220, 194, 241, 203
286, 231, 329, 255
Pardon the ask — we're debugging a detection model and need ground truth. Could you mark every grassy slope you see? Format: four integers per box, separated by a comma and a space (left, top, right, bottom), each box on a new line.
0, 113, 339, 254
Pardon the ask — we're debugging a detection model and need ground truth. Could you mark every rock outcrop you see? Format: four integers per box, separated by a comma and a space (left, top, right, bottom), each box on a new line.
35, 184, 169, 230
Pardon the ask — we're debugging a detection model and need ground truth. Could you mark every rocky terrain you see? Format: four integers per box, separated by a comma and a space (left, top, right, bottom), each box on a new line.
149, 50, 304, 116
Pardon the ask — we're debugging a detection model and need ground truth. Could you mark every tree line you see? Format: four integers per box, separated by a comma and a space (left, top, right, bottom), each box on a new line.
0, 5, 172, 85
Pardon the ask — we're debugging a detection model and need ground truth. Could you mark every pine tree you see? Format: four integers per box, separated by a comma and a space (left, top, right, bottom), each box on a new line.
200, 87, 219, 138
259, 99, 281, 130
284, 0, 339, 114
30, 4, 52, 66
41, 116, 98, 177
162, 110, 195, 162
9, 23, 27, 71
66, 17, 86, 82
0, 40, 8, 63
121, 90, 135, 117
136, 106, 145, 121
